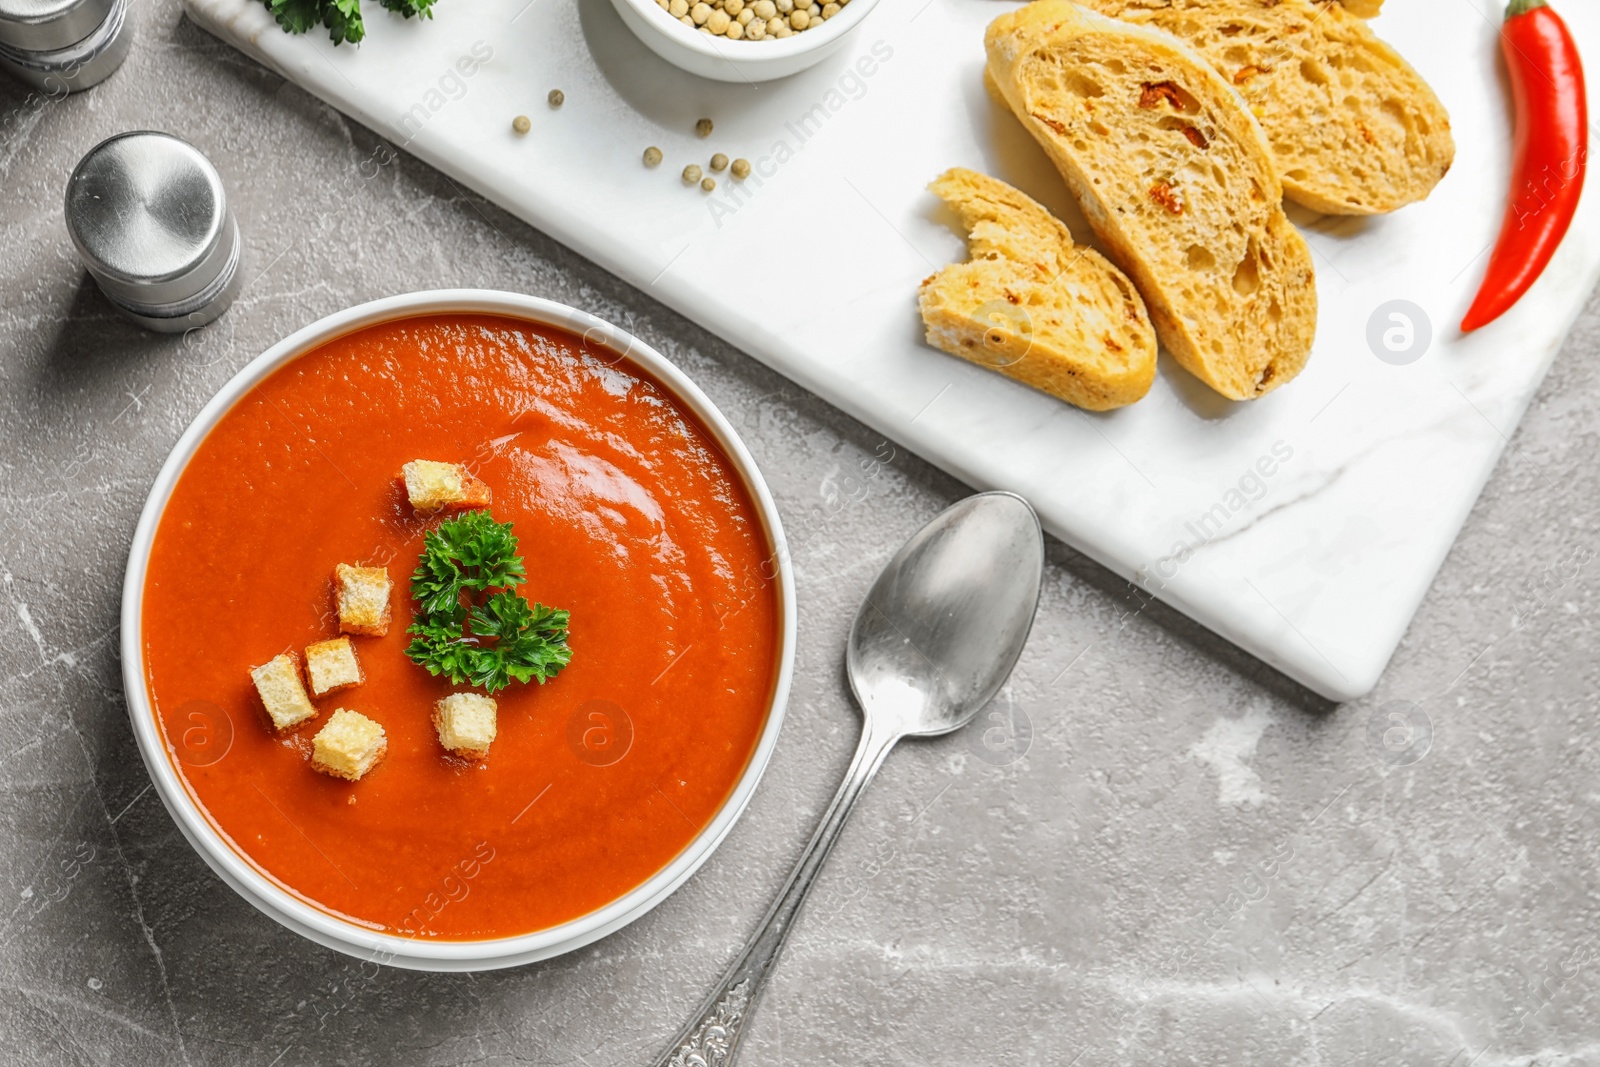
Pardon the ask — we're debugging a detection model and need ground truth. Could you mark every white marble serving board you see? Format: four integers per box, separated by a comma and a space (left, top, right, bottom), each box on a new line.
184, 0, 1600, 701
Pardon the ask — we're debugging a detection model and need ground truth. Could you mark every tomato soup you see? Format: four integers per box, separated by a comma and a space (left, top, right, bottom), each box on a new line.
141, 314, 782, 939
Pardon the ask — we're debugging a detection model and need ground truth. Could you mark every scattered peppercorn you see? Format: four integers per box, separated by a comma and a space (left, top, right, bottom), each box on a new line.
710, 153, 729, 172
701, 177, 717, 192
731, 158, 751, 179
512, 115, 531, 135
695, 118, 714, 137
683, 163, 703, 184
548, 89, 565, 108
644, 146, 664, 167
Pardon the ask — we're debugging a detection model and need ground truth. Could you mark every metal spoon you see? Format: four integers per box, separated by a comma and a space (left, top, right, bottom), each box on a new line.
650, 491, 1045, 1067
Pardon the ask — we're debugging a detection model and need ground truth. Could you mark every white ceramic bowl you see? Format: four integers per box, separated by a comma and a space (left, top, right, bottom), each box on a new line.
121, 289, 796, 971
609, 0, 880, 82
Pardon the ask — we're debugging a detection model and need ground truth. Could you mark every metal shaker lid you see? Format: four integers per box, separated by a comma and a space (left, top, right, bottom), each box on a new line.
65, 131, 238, 314
0, 0, 115, 53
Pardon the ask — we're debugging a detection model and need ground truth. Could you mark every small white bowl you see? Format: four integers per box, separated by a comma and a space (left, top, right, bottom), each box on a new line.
120, 290, 796, 971
609, 0, 881, 82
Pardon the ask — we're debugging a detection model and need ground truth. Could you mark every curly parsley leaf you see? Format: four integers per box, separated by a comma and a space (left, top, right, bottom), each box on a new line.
263, 0, 426, 45
405, 613, 478, 685
321, 0, 365, 43
470, 595, 572, 690
377, 0, 438, 20
265, 0, 321, 34
404, 511, 571, 695
408, 509, 528, 615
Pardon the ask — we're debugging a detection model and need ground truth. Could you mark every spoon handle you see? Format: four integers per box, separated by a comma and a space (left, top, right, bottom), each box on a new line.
649, 714, 901, 1067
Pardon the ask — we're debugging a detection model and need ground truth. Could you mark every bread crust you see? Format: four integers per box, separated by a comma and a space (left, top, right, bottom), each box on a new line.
1337, 0, 1382, 20
919, 167, 1158, 411
249, 652, 318, 732
403, 460, 492, 513
311, 708, 387, 781
986, 0, 1317, 400
335, 563, 392, 637
305, 636, 364, 698
433, 692, 498, 760
1081, 0, 1452, 215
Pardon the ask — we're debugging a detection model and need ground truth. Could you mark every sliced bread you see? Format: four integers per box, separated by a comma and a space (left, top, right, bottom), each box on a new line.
919, 167, 1158, 411
1080, 0, 1452, 215
986, 1, 1317, 401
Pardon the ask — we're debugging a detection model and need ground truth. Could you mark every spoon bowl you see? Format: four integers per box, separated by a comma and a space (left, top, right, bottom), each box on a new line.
848, 492, 1045, 737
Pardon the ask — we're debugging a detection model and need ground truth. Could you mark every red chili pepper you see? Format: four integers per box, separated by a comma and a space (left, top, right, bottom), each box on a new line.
1461, 0, 1588, 334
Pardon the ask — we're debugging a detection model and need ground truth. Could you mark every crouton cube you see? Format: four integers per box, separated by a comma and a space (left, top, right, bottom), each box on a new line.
402, 460, 492, 512
311, 709, 387, 781
249, 653, 318, 732
335, 564, 391, 637
305, 637, 363, 697
433, 693, 498, 759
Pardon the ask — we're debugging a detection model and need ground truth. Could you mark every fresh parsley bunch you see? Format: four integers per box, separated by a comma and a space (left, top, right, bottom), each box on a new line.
264, 0, 439, 47
404, 510, 572, 694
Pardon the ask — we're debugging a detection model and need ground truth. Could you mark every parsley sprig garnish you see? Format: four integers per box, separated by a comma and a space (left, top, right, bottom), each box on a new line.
263, 0, 438, 47
404, 511, 572, 694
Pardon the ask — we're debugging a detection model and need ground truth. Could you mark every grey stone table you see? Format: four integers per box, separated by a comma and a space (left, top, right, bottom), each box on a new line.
3, 2, 1599, 1063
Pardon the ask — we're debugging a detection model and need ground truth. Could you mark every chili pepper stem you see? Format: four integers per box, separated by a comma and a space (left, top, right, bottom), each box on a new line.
1505, 0, 1547, 19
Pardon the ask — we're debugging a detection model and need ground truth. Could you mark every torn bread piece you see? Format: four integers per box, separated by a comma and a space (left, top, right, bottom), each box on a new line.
402, 460, 491, 513
433, 693, 498, 760
305, 637, 364, 698
311, 709, 387, 781
1078, 0, 1452, 215
985, 0, 1317, 400
335, 564, 391, 637
919, 167, 1157, 411
250, 652, 318, 732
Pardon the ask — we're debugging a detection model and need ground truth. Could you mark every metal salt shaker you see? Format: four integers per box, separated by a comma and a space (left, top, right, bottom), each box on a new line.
65, 131, 242, 334
0, 0, 133, 93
